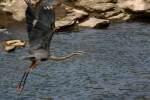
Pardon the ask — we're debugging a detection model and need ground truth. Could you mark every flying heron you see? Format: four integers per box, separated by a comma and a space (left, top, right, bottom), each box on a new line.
16, 0, 84, 93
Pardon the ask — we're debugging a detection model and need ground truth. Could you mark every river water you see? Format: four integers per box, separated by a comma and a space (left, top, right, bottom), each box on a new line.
0, 22, 150, 100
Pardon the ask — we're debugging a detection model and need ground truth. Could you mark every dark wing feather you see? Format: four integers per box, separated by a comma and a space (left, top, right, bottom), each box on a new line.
24, 0, 35, 33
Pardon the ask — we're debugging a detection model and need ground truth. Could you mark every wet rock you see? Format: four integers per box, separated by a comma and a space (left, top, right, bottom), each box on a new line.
3, 44, 15, 52
3, 40, 26, 52
55, 19, 76, 30
79, 17, 109, 28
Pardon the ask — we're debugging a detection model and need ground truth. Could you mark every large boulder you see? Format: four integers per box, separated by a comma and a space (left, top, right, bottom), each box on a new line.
0, 0, 36, 21
0, 0, 27, 27
118, 0, 150, 13
0, 0, 42, 28
1, 0, 26, 21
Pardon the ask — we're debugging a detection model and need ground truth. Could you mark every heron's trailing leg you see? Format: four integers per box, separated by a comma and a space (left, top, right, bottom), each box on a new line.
16, 60, 38, 93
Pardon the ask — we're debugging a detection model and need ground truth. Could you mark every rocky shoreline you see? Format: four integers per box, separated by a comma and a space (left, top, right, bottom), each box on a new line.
0, 0, 150, 30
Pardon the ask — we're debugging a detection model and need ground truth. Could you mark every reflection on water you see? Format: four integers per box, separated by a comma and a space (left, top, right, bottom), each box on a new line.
1, 22, 150, 100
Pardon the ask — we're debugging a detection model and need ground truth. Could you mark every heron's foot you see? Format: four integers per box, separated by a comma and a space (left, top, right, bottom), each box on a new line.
49, 51, 86, 61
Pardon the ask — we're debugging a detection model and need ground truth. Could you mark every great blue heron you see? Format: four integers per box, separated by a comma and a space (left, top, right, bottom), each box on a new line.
16, 0, 84, 93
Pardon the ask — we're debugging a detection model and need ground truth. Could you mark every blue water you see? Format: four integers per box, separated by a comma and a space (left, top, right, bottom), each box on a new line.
0, 22, 150, 100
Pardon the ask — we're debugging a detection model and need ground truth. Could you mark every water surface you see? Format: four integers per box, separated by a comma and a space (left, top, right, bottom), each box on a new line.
0, 22, 150, 100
